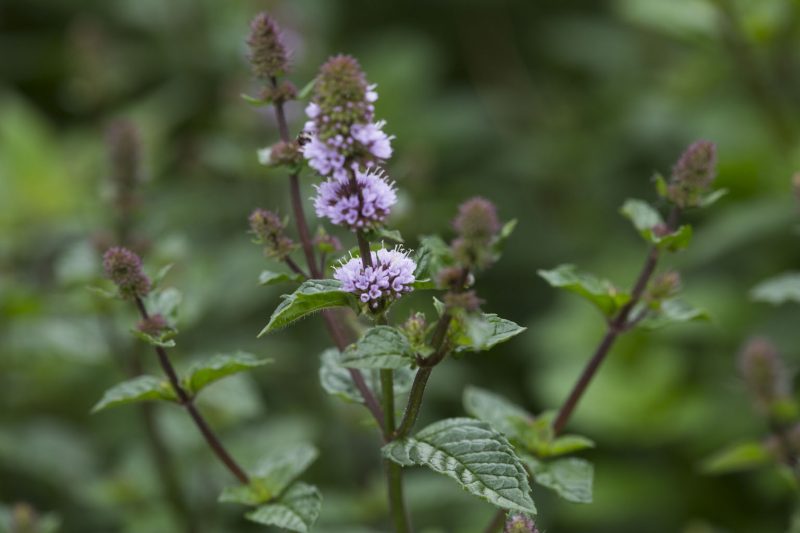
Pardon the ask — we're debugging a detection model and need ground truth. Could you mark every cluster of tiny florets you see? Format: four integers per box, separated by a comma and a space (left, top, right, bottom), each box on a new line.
302, 55, 392, 180
739, 337, 791, 412
667, 140, 717, 208
137, 314, 168, 336
505, 514, 539, 533
646, 270, 681, 305
313, 168, 397, 230
247, 12, 290, 79
249, 208, 295, 259
451, 197, 502, 270
334, 248, 416, 310
103, 247, 151, 299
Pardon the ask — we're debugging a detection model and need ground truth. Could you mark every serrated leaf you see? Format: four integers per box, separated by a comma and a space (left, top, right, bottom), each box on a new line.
182, 352, 272, 396
245, 482, 322, 533
259, 270, 304, 286
640, 298, 709, 329
620, 199, 692, 251
259, 279, 353, 335
520, 454, 593, 503
382, 418, 536, 514
92, 375, 176, 413
454, 314, 526, 353
340, 326, 414, 369
751, 272, 800, 305
463, 386, 533, 438
701, 441, 772, 474
538, 265, 630, 317
319, 349, 414, 404
414, 235, 453, 278
220, 444, 318, 505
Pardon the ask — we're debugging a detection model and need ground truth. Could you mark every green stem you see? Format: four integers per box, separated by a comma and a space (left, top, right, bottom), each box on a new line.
382, 368, 410, 532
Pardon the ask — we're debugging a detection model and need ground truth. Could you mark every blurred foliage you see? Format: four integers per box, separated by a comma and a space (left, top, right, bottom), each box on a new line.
1, 0, 800, 531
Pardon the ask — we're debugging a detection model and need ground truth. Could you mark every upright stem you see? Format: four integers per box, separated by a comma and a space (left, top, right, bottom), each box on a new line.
134, 297, 250, 484
382, 368, 410, 532
552, 206, 679, 435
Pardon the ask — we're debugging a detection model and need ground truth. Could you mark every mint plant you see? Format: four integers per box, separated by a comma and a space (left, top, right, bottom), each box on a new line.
89, 11, 726, 533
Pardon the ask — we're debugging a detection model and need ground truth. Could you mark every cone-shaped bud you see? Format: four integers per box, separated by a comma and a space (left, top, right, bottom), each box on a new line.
138, 314, 168, 337
103, 247, 151, 299
451, 197, 501, 270
739, 337, 791, 412
667, 140, 717, 208
247, 12, 290, 79
646, 270, 681, 305
402, 312, 428, 347
444, 290, 482, 313
248, 208, 296, 259
505, 514, 539, 533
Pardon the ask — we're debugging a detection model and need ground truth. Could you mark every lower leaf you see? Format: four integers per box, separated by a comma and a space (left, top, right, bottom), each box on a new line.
245, 482, 322, 533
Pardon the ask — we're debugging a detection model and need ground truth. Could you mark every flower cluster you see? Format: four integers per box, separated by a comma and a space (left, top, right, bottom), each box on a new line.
248, 208, 295, 259
505, 514, 539, 533
334, 248, 416, 311
246, 12, 290, 79
313, 167, 397, 230
739, 337, 791, 413
103, 247, 151, 299
667, 140, 717, 208
451, 196, 502, 270
302, 55, 392, 180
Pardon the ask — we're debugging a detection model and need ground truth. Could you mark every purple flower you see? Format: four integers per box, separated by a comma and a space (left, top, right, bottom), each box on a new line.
313, 168, 397, 230
103, 247, 151, 299
334, 248, 416, 310
301, 55, 393, 179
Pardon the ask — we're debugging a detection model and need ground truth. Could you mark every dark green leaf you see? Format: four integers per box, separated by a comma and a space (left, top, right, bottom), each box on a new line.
520, 454, 593, 503
259, 270, 304, 286
463, 386, 533, 437
751, 272, 800, 305
131, 328, 177, 348
92, 376, 176, 413
259, 280, 354, 335
620, 199, 692, 251
414, 235, 453, 278
245, 482, 322, 532
182, 352, 272, 396
340, 326, 414, 369
383, 418, 536, 514
538, 265, 630, 317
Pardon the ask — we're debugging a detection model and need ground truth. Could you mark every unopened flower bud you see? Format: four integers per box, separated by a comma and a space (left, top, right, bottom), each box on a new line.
269, 140, 303, 166
667, 140, 717, 208
106, 120, 141, 211
505, 514, 539, 533
738, 337, 791, 412
313, 229, 342, 253
247, 12, 290, 79
138, 314, 168, 337
103, 247, 151, 299
248, 208, 296, 259
647, 270, 681, 304
402, 312, 428, 347
453, 197, 501, 241
261, 80, 297, 103
436, 266, 466, 290
444, 290, 483, 313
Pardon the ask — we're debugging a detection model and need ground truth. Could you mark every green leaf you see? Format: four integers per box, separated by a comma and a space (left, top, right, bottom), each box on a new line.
297, 77, 317, 100
548, 435, 596, 456
340, 326, 414, 369
411, 279, 436, 290
751, 272, 800, 305
619, 199, 692, 251
454, 313, 526, 353
86, 284, 119, 299
491, 219, 517, 259
145, 287, 182, 326
366, 227, 404, 244
538, 265, 630, 317
640, 298, 710, 329
241, 93, 270, 106
699, 188, 728, 208
259, 279, 354, 335
92, 376, 176, 413
152, 263, 174, 289
319, 349, 415, 404
414, 235, 453, 278
654, 172, 668, 198
245, 482, 322, 533
701, 441, 772, 474
131, 328, 177, 348
520, 454, 593, 504
220, 444, 318, 505
382, 418, 536, 514
182, 352, 272, 396
463, 386, 533, 438
259, 270, 304, 286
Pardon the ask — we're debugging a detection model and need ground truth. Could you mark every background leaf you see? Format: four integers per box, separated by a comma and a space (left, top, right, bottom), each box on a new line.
538, 265, 630, 317
245, 482, 322, 532
751, 272, 800, 305
340, 326, 415, 369
521, 454, 594, 504
92, 376, 177, 413
182, 352, 272, 396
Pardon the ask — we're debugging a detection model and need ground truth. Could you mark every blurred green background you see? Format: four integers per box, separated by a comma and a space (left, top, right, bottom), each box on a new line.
2, 0, 800, 531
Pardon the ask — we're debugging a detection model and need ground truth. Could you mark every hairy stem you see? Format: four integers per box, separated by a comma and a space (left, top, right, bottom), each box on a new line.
382, 369, 410, 532
357, 230, 374, 269
552, 206, 679, 435
134, 297, 249, 484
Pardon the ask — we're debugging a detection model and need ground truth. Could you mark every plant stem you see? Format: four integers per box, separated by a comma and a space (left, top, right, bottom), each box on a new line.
482, 509, 506, 533
357, 230, 374, 269
552, 206, 679, 435
134, 297, 250, 484
382, 369, 410, 532
267, 80, 385, 428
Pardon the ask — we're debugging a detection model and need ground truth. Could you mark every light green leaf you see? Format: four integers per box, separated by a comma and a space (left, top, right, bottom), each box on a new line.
520, 454, 593, 504
259, 279, 354, 336
86, 284, 119, 299
182, 352, 272, 396
145, 287, 182, 326
411, 279, 436, 290
620, 199, 692, 251
319, 349, 414, 404
463, 386, 533, 438
751, 272, 800, 305
297, 77, 317, 100
548, 435, 596, 456
701, 441, 772, 474
538, 265, 630, 317
245, 482, 322, 533
259, 270, 304, 286
491, 219, 517, 259
382, 418, 536, 514
257, 146, 273, 166
366, 227, 404, 244
654, 172, 669, 198
699, 188, 728, 208
341, 326, 414, 369
640, 298, 709, 329
220, 444, 318, 505
414, 235, 453, 278
131, 328, 177, 348
241, 93, 270, 106
152, 263, 174, 289
454, 313, 526, 353
92, 376, 176, 413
